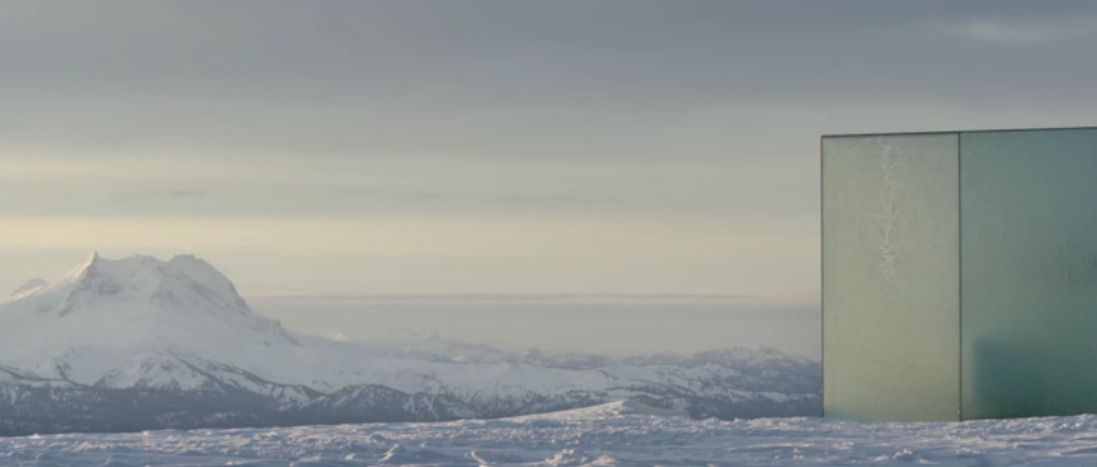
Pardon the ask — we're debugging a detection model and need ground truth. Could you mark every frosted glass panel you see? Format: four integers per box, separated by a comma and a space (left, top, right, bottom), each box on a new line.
960, 129, 1097, 419
822, 134, 960, 421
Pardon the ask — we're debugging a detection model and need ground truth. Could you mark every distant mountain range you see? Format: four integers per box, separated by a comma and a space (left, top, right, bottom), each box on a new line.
0, 254, 819, 436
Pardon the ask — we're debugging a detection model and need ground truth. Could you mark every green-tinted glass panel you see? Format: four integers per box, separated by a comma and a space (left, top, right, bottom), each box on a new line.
822, 134, 960, 421
960, 129, 1097, 419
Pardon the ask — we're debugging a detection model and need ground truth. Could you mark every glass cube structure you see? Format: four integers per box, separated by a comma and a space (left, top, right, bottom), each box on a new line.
822, 127, 1097, 421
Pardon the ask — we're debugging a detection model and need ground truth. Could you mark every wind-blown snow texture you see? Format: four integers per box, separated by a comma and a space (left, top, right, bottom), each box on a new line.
0, 254, 818, 436
5, 401, 1097, 465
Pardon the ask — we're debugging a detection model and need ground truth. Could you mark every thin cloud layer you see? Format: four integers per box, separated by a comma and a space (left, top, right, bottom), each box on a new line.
1, 1, 1095, 298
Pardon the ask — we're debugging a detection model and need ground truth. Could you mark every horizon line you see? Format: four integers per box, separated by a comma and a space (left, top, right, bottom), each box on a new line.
245, 292, 820, 303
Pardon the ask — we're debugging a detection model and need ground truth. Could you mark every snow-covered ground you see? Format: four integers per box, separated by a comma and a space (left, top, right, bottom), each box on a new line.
4, 400, 1097, 465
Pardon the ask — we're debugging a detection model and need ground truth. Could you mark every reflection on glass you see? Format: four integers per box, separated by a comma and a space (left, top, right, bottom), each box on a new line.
960, 128, 1097, 419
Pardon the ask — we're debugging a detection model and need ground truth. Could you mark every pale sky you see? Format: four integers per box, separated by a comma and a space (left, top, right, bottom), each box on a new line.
3, 1, 1097, 299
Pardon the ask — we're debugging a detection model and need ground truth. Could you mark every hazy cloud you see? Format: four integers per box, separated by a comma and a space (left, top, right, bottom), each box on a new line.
489, 193, 622, 212
942, 16, 1097, 45
320, 185, 444, 202
144, 188, 207, 199
1, 1, 1096, 159
3, 1, 1096, 297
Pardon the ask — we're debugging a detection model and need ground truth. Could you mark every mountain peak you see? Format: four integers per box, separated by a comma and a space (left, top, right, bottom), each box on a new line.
61, 251, 101, 282
10, 253, 259, 322
0, 253, 299, 374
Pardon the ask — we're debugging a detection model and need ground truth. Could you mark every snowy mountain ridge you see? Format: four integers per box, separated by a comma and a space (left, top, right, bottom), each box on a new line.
7, 277, 48, 301
0, 254, 819, 436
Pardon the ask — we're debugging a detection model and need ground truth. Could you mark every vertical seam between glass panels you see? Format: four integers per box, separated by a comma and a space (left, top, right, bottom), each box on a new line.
957, 132, 964, 420
819, 136, 825, 418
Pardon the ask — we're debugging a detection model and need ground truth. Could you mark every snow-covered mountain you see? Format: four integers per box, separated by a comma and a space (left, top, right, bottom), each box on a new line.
0, 254, 819, 436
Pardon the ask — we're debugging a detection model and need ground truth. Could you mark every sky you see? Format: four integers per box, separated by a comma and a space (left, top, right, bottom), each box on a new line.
3, 1, 1097, 300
